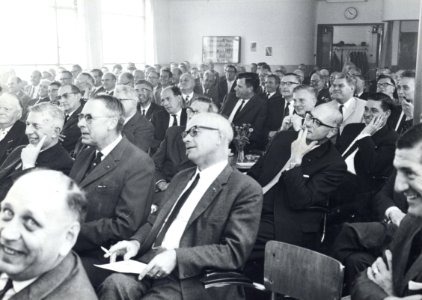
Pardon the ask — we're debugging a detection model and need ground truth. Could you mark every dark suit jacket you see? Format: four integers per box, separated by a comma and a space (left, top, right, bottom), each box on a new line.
218, 77, 236, 106
91, 86, 105, 97
151, 108, 187, 148
70, 138, 155, 253
27, 96, 50, 107
316, 88, 331, 105
249, 131, 347, 248
352, 214, 422, 299
61, 104, 83, 154
153, 126, 194, 184
142, 102, 164, 122
203, 85, 221, 108
0, 142, 73, 200
0, 121, 28, 166
10, 252, 97, 300
123, 111, 154, 153
131, 164, 263, 300
264, 91, 286, 132
336, 123, 398, 193
221, 94, 268, 150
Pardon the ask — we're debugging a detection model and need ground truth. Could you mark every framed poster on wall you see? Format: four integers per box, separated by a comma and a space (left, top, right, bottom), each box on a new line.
202, 36, 241, 63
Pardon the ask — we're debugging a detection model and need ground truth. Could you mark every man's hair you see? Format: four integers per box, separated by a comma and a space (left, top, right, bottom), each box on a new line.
120, 72, 134, 83
50, 81, 61, 88
164, 85, 182, 97
377, 75, 395, 86
236, 72, 260, 93
160, 68, 173, 78
61, 70, 73, 79
282, 73, 301, 83
28, 102, 65, 130
79, 72, 95, 85
0, 93, 23, 115
366, 92, 395, 112
266, 74, 280, 85
225, 64, 237, 73
135, 80, 154, 90
72, 64, 82, 72
103, 72, 117, 81
91, 68, 103, 78
148, 70, 159, 78
189, 112, 234, 143
334, 72, 357, 88
63, 84, 81, 95
397, 123, 422, 149
114, 85, 138, 101
191, 96, 218, 113
293, 84, 317, 98
113, 64, 123, 71
260, 63, 271, 72
401, 70, 415, 79
91, 94, 125, 132
172, 68, 182, 76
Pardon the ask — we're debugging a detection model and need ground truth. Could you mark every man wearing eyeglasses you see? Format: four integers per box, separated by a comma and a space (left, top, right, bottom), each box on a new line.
135, 80, 164, 122
58, 84, 84, 154
101, 72, 117, 96
98, 112, 262, 300
218, 64, 237, 106
69, 95, 155, 289
245, 103, 346, 296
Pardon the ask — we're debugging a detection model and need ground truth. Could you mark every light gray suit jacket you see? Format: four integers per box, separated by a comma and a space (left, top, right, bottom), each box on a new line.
132, 164, 263, 300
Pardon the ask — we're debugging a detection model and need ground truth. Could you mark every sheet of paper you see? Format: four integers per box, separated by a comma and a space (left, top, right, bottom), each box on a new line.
94, 259, 147, 274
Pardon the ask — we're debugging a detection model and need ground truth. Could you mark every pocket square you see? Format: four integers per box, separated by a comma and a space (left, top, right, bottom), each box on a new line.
408, 280, 422, 290
303, 174, 310, 178
97, 184, 107, 189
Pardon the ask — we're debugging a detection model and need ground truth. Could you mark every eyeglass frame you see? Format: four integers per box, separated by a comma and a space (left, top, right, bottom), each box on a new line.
305, 112, 337, 129
181, 125, 220, 138
377, 82, 395, 88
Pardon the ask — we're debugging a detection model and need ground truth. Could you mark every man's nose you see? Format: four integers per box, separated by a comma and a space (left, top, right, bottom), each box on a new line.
394, 171, 409, 193
1, 221, 21, 241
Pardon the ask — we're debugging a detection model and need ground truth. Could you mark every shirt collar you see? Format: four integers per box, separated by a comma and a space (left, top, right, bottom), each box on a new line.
98, 135, 123, 158
182, 92, 194, 98
141, 102, 151, 112
197, 159, 228, 174
0, 273, 38, 294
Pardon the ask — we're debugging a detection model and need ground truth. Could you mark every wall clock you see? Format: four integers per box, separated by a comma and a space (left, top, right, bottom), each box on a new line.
344, 7, 358, 20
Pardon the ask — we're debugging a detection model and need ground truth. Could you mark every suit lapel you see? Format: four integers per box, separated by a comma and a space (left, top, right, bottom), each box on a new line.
233, 96, 257, 121
79, 147, 119, 188
63, 106, 82, 131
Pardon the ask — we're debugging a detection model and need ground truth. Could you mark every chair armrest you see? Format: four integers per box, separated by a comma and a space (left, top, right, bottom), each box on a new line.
200, 270, 265, 290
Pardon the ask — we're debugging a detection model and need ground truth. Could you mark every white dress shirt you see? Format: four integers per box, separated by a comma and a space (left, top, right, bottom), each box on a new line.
168, 109, 182, 128
228, 99, 250, 122
98, 135, 123, 160
0, 273, 37, 300
160, 160, 228, 249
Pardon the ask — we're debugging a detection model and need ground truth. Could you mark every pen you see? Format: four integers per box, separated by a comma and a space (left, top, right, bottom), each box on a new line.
101, 246, 111, 256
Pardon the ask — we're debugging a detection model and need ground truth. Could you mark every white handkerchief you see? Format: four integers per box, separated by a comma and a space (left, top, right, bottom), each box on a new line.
408, 280, 422, 290
95, 260, 147, 274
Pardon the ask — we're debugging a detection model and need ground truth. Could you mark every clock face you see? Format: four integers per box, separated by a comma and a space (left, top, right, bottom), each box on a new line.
344, 7, 358, 20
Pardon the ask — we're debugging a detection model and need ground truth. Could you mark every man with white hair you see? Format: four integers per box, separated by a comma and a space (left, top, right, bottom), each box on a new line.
0, 102, 73, 199
24, 70, 42, 99
27, 79, 51, 106
0, 169, 98, 299
99, 112, 263, 300
114, 85, 154, 153
179, 73, 202, 107
0, 93, 27, 165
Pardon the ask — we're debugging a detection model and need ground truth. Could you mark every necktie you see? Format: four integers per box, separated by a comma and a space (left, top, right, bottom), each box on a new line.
0, 279, 13, 299
154, 173, 200, 247
65, 114, 70, 123
185, 95, 190, 105
86, 151, 103, 176
233, 100, 245, 120
141, 109, 146, 116
284, 102, 290, 117
171, 114, 177, 127
339, 104, 344, 115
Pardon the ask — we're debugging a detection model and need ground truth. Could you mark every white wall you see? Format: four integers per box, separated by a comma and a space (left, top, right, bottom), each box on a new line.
161, 0, 316, 67
383, 0, 420, 20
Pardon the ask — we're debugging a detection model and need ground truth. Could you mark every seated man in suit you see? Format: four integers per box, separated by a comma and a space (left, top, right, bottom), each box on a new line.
98, 112, 263, 300
48, 81, 61, 105
0, 169, 97, 299
310, 71, 331, 105
58, 84, 84, 154
0, 102, 73, 200
69, 94, 155, 288
179, 73, 201, 107
159, 68, 172, 90
329, 72, 366, 133
101, 72, 117, 96
135, 80, 164, 122
7, 77, 31, 120
334, 93, 398, 220
152, 96, 218, 208
279, 85, 317, 133
114, 85, 154, 153
220, 72, 268, 151
245, 103, 347, 299
352, 124, 422, 300
24, 70, 42, 99
264, 74, 284, 137
27, 79, 51, 106
201, 70, 220, 108
151, 86, 187, 149
0, 93, 28, 166
395, 70, 415, 135
218, 64, 237, 106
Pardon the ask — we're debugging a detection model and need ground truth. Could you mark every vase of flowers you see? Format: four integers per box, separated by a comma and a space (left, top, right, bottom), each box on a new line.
233, 123, 253, 163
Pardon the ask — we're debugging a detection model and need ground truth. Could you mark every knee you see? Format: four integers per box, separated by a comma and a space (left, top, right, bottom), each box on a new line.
98, 273, 141, 299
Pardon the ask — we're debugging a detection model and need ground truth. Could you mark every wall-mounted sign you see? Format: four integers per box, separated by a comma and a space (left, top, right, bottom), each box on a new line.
202, 36, 241, 63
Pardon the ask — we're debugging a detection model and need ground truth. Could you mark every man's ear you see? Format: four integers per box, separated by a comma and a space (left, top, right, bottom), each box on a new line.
326, 127, 338, 140
58, 222, 80, 256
